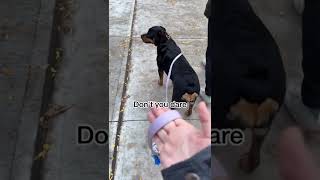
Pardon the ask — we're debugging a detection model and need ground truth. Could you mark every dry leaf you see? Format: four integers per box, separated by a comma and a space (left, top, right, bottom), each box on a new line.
34, 144, 51, 160
0, 67, 14, 76
40, 104, 73, 122
50, 67, 57, 73
167, 0, 177, 6
109, 172, 113, 180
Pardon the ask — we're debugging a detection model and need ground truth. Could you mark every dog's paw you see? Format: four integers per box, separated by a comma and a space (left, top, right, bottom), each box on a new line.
158, 80, 163, 86
238, 153, 260, 173
185, 110, 192, 116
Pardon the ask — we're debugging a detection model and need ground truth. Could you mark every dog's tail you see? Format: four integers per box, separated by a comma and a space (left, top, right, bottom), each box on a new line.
227, 98, 280, 128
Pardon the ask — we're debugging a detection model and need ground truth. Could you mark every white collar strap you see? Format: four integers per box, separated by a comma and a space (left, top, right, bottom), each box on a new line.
166, 53, 183, 102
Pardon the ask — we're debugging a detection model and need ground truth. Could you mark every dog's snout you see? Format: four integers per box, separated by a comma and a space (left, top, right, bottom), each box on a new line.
141, 33, 154, 44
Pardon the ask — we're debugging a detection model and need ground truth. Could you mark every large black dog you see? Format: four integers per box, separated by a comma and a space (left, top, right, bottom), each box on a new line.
212, 0, 286, 173
141, 26, 200, 116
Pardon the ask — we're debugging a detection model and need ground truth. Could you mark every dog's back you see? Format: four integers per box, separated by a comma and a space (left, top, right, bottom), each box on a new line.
212, 0, 286, 129
157, 40, 200, 99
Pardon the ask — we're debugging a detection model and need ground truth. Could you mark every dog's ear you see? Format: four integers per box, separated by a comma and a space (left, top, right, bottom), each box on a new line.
158, 26, 167, 37
159, 26, 166, 32
158, 30, 166, 36
152, 26, 169, 46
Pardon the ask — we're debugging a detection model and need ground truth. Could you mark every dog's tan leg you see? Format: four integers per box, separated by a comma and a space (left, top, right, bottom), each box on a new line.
158, 70, 163, 86
239, 128, 269, 173
256, 98, 279, 127
182, 93, 198, 116
186, 102, 194, 116
228, 98, 277, 172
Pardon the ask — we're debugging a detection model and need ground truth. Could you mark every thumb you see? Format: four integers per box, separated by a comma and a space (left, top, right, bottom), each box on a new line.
198, 101, 211, 137
278, 127, 320, 180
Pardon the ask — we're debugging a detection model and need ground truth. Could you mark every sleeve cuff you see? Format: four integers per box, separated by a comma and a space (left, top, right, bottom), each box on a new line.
161, 146, 212, 180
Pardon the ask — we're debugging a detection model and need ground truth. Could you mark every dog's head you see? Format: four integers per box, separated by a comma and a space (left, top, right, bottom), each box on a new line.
141, 26, 170, 46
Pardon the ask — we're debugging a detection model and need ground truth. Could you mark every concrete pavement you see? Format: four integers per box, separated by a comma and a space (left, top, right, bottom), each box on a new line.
0, 0, 55, 179
40, 0, 108, 179
109, 0, 208, 179
109, 0, 320, 180
1, 0, 108, 179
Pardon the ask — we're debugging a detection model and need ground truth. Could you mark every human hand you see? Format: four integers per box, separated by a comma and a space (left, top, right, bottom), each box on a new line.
147, 102, 211, 169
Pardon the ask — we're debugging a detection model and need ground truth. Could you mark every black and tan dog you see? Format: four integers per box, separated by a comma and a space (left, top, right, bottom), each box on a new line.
141, 26, 200, 116
212, 0, 286, 173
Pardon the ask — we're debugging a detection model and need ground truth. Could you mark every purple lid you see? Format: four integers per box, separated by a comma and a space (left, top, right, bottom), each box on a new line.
148, 110, 182, 149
